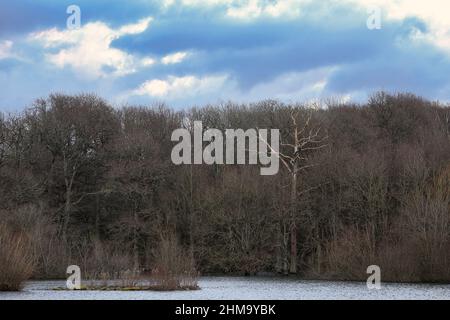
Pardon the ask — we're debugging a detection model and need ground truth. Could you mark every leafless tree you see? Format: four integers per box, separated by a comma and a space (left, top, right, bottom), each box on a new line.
259, 106, 328, 274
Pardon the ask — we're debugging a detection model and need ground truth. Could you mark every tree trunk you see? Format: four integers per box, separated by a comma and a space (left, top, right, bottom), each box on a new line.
133, 208, 139, 271
189, 165, 195, 259
275, 222, 283, 274
62, 156, 76, 243
95, 194, 100, 237
317, 242, 322, 274
289, 222, 297, 274
62, 189, 72, 243
290, 155, 298, 274
282, 223, 289, 275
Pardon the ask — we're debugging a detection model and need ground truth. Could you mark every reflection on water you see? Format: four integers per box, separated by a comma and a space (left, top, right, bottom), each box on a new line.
1, 277, 449, 300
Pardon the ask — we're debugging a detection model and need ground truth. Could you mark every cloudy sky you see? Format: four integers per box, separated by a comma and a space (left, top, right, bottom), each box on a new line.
1, 0, 450, 111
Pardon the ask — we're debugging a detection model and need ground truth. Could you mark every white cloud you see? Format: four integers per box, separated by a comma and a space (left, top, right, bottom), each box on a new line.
132, 74, 228, 98
29, 18, 154, 78
141, 57, 156, 67
263, 0, 305, 18
161, 0, 176, 8
342, 0, 450, 53
117, 18, 152, 35
128, 67, 339, 105
180, 0, 234, 6
227, 0, 309, 19
160, 0, 308, 19
227, 0, 263, 19
162, 51, 189, 65
236, 67, 336, 102
0, 40, 13, 60
136, 79, 170, 96
160, 0, 450, 54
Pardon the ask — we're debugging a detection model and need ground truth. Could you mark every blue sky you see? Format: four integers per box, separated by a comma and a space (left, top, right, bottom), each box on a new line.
1, 0, 450, 111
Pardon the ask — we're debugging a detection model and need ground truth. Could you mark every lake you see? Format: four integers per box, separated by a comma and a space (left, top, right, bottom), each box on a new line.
1, 277, 449, 300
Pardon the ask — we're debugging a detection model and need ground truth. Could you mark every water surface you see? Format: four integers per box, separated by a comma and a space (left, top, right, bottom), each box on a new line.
1, 277, 449, 300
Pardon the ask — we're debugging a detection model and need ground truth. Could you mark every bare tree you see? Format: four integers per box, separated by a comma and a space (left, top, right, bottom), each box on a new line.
29, 94, 118, 242
260, 106, 328, 274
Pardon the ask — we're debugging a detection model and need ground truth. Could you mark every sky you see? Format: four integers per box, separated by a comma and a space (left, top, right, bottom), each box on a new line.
0, 0, 450, 111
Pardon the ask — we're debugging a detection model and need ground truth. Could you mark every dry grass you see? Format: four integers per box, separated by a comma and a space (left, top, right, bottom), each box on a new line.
0, 223, 35, 291
150, 236, 199, 290
316, 227, 375, 280
67, 236, 200, 292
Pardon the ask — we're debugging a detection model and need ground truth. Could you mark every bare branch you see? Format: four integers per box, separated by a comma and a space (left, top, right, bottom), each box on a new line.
257, 133, 292, 173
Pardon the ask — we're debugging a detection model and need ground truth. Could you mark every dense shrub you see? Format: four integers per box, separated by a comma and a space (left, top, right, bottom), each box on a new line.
0, 223, 35, 291
151, 236, 199, 290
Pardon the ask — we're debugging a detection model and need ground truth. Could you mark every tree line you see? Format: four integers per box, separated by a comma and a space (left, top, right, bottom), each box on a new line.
0, 92, 449, 282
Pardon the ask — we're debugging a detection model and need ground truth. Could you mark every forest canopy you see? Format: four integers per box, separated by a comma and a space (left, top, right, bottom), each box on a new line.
0, 92, 449, 282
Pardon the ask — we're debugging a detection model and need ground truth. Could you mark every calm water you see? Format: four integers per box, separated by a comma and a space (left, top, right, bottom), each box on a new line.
1, 277, 450, 300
